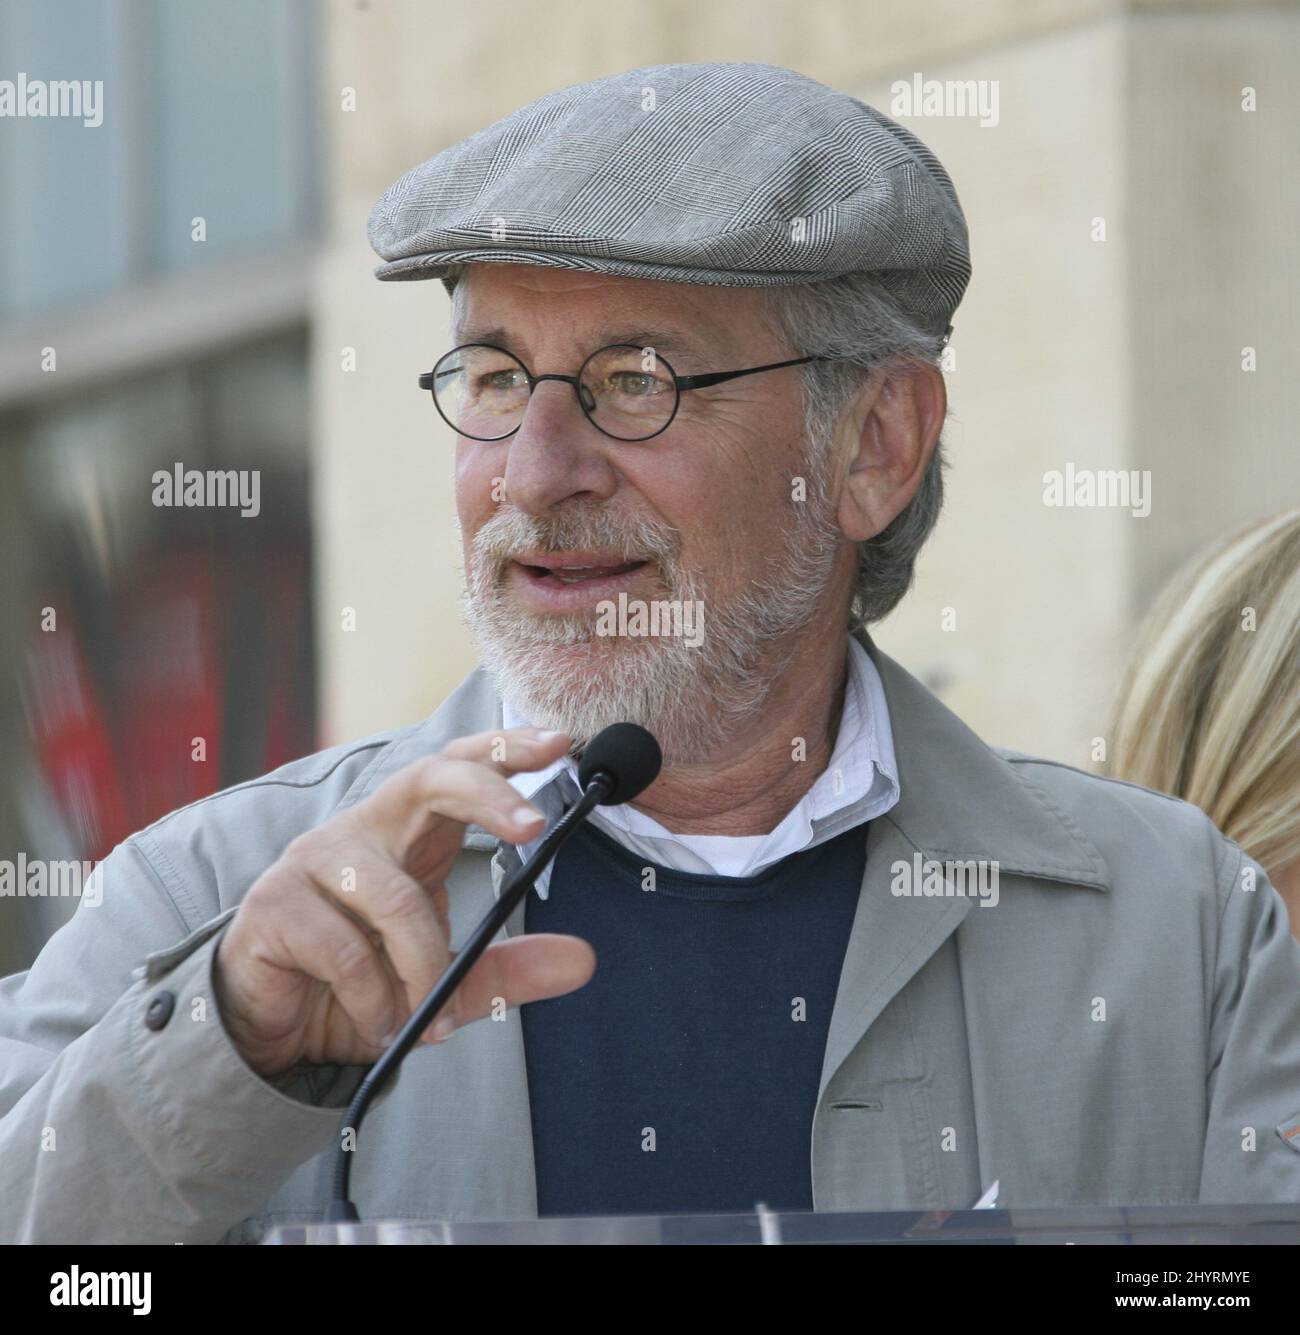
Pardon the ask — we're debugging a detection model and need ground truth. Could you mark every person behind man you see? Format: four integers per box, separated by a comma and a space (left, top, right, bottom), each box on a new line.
1108, 506, 1300, 934
2, 63, 1299, 1243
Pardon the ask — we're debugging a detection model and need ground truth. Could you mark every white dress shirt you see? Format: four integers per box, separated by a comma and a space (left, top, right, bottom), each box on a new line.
501, 636, 900, 898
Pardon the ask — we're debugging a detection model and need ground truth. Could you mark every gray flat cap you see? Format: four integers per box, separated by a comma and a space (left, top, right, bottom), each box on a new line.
368, 61, 970, 339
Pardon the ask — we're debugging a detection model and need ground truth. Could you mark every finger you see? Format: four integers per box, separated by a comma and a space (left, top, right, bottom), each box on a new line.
354, 752, 554, 863
300, 838, 451, 1017
348, 731, 571, 889
425, 934, 597, 1041
260, 879, 405, 1049
439, 726, 572, 776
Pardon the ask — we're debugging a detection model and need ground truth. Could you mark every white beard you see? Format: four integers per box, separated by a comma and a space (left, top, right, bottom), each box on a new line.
461, 455, 841, 765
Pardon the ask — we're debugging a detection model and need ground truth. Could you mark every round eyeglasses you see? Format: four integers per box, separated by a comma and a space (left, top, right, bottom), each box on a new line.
418, 342, 825, 443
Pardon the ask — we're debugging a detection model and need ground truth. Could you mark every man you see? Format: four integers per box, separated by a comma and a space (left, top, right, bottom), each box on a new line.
2, 63, 1298, 1244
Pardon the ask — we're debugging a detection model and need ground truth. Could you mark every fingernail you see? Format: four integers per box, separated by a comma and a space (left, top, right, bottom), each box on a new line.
432, 1016, 456, 1042
512, 805, 543, 828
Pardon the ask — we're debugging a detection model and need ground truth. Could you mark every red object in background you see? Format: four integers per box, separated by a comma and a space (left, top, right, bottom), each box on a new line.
26, 535, 313, 864
112, 551, 224, 828
257, 545, 312, 774
23, 615, 134, 862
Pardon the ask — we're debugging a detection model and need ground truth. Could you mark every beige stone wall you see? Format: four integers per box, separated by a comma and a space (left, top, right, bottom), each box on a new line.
314, 0, 1297, 768
1127, 5, 1300, 608
857, 17, 1134, 766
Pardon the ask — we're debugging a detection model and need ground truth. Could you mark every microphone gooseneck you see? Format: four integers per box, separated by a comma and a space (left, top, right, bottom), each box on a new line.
325, 722, 662, 1222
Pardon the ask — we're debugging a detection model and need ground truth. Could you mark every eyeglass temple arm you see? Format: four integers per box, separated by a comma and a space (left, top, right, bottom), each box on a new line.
674, 355, 821, 392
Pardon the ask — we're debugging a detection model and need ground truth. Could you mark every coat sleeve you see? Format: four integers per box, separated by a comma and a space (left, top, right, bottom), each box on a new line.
0, 835, 390, 1243
1198, 838, 1300, 1202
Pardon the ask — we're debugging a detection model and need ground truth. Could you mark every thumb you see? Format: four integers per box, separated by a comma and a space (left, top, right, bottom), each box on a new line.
425, 933, 596, 1040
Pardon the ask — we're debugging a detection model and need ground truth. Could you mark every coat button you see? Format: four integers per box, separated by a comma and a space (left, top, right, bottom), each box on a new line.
145, 990, 176, 1031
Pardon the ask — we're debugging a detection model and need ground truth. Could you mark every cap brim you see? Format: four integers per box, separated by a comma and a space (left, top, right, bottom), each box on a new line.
372, 248, 827, 289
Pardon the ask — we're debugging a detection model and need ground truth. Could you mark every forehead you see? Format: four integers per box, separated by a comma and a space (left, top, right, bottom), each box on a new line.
451, 263, 770, 360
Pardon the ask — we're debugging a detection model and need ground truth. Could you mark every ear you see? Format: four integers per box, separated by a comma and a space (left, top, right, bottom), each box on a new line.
836, 364, 947, 543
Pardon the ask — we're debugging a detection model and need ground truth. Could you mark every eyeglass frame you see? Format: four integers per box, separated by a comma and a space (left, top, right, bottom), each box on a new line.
417, 341, 834, 443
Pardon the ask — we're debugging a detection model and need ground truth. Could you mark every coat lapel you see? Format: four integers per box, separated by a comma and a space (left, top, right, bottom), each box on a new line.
819, 632, 1112, 1199
817, 815, 976, 1102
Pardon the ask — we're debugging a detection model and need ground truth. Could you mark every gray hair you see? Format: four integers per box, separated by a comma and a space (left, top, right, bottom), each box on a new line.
759, 274, 949, 631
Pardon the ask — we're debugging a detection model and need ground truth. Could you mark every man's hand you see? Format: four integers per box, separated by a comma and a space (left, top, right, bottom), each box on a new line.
213, 727, 594, 1078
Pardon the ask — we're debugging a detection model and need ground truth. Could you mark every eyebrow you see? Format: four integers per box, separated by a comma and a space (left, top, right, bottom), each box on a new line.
451, 325, 715, 364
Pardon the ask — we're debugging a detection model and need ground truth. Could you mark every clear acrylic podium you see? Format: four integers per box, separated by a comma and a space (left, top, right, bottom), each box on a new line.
264, 1203, 1300, 1245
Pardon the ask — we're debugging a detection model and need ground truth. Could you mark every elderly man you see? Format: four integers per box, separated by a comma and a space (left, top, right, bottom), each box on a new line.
3, 63, 1299, 1244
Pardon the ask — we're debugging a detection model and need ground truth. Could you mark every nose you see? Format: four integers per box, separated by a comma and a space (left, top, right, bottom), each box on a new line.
501, 377, 619, 514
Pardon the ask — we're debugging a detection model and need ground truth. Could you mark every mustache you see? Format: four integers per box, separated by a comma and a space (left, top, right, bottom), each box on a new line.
469, 505, 682, 581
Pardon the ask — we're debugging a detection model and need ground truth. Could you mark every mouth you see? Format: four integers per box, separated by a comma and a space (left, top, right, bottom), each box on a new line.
506, 551, 655, 609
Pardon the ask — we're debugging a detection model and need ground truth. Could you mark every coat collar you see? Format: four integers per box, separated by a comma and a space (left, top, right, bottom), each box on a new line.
344, 630, 1109, 892
857, 631, 1108, 891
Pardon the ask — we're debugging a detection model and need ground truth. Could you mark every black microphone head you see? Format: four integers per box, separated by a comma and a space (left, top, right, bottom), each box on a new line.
577, 723, 662, 806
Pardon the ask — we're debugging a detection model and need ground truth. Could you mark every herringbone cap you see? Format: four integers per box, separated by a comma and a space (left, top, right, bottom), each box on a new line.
369, 62, 971, 338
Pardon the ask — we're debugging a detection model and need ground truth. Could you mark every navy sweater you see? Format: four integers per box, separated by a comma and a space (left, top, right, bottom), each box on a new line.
521, 818, 867, 1216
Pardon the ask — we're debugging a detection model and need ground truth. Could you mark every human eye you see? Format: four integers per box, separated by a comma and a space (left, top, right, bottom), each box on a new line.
478, 367, 526, 392
608, 369, 669, 397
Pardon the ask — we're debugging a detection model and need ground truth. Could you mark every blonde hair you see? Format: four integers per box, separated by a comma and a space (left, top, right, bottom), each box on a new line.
1107, 507, 1300, 879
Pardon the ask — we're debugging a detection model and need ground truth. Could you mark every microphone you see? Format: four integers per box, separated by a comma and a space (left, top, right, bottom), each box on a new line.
577, 721, 663, 806
325, 721, 662, 1222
